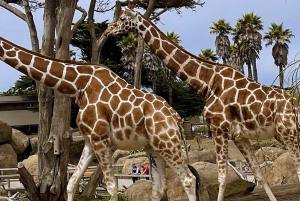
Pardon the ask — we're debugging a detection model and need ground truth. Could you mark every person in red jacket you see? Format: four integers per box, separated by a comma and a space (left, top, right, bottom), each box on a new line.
141, 163, 150, 180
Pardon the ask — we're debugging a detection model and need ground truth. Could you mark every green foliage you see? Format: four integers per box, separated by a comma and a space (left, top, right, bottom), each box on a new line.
198, 48, 219, 62
0, 75, 36, 96
70, 20, 122, 67
156, 79, 205, 119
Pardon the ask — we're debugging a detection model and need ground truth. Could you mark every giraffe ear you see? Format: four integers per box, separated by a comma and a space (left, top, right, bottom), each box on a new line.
128, 1, 136, 9
125, 8, 137, 19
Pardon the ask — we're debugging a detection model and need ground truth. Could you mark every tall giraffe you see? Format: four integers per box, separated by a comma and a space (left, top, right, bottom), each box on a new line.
105, 7, 300, 201
0, 36, 200, 201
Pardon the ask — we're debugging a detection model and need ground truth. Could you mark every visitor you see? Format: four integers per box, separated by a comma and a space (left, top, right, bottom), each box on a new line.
141, 163, 150, 180
129, 163, 140, 183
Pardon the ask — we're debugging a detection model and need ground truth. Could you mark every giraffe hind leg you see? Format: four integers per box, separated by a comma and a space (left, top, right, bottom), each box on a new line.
150, 145, 197, 201
234, 138, 277, 201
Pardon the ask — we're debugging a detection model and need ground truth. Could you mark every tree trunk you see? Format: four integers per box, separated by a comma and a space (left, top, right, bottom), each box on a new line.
133, 0, 155, 89
279, 65, 284, 89
134, 35, 144, 89
38, 1, 55, 198
246, 62, 252, 79
252, 57, 258, 82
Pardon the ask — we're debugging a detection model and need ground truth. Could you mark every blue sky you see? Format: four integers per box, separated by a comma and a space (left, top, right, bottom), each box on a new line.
0, 0, 299, 92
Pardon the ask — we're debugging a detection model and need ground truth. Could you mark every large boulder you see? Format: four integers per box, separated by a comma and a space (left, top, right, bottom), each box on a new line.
0, 187, 7, 197
22, 155, 38, 183
0, 144, 17, 174
124, 180, 152, 201
116, 152, 147, 165
260, 152, 299, 187
0, 196, 9, 201
112, 149, 130, 164
9, 129, 29, 155
124, 162, 255, 201
188, 149, 216, 164
255, 147, 287, 165
29, 136, 38, 155
0, 120, 12, 144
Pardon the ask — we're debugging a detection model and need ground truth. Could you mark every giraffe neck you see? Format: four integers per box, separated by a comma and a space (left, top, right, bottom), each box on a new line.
136, 14, 238, 99
0, 37, 91, 101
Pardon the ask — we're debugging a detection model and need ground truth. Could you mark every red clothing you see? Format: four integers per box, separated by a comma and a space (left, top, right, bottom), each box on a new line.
142, 165, 150, 175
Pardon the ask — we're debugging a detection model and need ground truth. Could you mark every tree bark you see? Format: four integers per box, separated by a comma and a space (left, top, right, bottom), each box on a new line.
38, 1, 56, 199
246, 62, 252, 79
133, 0, 155, 89
252, 57, 258, 82
18, 162, 40, 201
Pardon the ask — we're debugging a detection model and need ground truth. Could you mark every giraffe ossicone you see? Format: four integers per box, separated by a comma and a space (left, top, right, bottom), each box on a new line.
0, 36, 200, 201
105, 7, 300, 201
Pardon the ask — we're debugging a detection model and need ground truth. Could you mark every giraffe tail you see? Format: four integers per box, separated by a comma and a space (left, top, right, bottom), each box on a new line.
188, 164, 201, 201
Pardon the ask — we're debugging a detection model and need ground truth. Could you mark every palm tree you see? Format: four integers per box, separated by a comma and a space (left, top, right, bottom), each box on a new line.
210, 19, 233, 64
228, 44, 244, 73
263, 22, 294, 88
198, 48, 219, 62
233, 12, 263, 81
118, 32, 138, 83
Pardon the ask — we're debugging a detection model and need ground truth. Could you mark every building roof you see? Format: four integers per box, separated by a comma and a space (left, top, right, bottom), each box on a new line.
0, 96, 38, 103
0, 109, 39, 126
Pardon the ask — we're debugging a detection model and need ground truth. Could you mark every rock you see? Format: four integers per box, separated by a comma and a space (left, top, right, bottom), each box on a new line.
255, 147, 287, 165
0, 144, 17, 174
125, 162, 254, 201
0, 196, 9, 201
22, 155, 38, 183
260, 152, 299, 187
188, 149, 216, 164
29, 136, 38, 155
69, 136, 85, 164
208, 179, 255, 200
9, 129, 29, 155
124, 180, 152, 201
0, 120, 12, 144
0, 188, 7, 197
112, 149, 130, 164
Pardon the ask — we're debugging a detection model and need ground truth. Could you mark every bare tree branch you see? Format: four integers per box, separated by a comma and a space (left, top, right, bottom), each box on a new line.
118, 0, 205, 10
149, 7, 168, 20
0, 0, 26, 20
71, 5, 87, 39
22, 0, 39, 52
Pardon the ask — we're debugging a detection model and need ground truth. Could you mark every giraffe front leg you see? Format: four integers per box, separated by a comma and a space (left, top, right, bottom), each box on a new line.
67, 136, 95, 201
93, 141, 117, 201
234, 138, 277, 201
213, 135, 228, 201
145, 146, 167, 201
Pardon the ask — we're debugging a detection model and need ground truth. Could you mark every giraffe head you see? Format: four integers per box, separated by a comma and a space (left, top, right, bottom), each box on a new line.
105, 8, 139, 37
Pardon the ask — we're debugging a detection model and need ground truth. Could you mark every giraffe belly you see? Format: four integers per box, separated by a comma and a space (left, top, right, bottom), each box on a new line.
111, 133, 149, 150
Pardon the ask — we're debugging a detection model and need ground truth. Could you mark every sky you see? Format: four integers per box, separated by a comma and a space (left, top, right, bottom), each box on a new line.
0, 0, 299, 92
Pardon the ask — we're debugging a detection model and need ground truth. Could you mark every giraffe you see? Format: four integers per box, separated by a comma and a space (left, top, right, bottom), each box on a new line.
104, 7, 300, 201
0, 36, 200, 201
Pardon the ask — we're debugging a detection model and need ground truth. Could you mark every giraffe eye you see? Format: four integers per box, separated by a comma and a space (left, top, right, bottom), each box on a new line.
120, 16, 126, 21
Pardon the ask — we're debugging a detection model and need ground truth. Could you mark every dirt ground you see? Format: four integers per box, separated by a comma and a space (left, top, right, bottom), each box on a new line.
189, 138, 300, 201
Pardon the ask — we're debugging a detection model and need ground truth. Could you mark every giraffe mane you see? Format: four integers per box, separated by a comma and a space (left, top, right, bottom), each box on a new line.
137, 12, 234, 68
0, 36, 103, 68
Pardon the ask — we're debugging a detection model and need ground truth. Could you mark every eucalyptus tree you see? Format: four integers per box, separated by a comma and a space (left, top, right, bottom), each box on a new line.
198, 48, 219, 62
233, 12, 263, 81
210, 19, 233, 64
263, 22, 294, 88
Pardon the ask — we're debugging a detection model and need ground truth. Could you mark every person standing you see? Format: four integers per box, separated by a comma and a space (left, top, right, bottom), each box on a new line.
130, 163, 140, 183
141, 163, 150, 180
